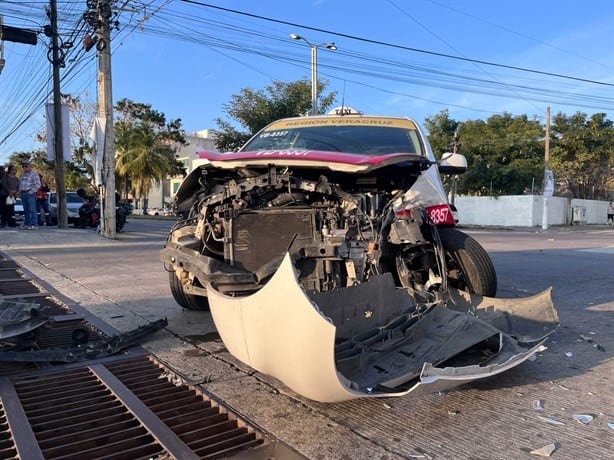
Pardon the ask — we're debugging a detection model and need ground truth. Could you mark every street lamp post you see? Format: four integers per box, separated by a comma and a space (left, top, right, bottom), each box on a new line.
290, 34, 336, 115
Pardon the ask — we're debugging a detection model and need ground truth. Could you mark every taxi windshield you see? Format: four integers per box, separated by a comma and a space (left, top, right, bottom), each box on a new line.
241, 122, 425, 156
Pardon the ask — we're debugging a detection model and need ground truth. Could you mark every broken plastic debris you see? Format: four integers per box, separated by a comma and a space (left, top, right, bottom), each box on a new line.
572, 414, 593, 425
565, 352, 573, 357
530, 443, 556, 457
580, 334, 593, 342
593, 343, 605, 352
533, 400, 545, 411
538, 415, 565, 426
383, 402, 392, 409
608, 422, 614, 430
558, 384, 570, 391
447, 410, 459, 416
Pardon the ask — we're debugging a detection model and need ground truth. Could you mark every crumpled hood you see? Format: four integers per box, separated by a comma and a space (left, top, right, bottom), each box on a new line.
174, 150, 430, 210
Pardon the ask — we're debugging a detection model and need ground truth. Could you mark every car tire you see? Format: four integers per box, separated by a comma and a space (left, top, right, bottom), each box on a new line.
168, 270, 210, 311
438, 228, 497, 297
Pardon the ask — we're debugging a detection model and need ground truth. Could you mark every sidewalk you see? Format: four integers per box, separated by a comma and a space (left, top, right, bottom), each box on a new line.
0, 225, 110, 247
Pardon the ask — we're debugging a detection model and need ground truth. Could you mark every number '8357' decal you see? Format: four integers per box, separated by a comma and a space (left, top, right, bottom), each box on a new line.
426, 204, 455, 225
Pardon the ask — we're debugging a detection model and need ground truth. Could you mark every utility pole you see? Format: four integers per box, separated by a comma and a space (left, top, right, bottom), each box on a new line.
542, 106, 552, 230
49, 0, 67, 228
97, 0, 116, 238
449, 129, 460, 205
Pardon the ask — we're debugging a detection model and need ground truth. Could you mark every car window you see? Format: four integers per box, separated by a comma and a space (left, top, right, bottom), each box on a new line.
242, 124, 423, 156
66, 193, 86, 203
49, 193, 86, 204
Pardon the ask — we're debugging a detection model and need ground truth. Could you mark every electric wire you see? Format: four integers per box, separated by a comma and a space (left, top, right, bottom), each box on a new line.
1, 0, 612, 158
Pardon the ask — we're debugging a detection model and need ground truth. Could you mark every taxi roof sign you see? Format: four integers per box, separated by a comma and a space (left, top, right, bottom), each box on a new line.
328, 106, 363, 116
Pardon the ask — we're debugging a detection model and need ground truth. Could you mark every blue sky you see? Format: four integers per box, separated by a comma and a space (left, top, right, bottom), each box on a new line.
1, 0, 612, 162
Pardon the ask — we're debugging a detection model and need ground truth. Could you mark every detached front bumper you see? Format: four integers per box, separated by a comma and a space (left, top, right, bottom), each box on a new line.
207, 254, 558, 403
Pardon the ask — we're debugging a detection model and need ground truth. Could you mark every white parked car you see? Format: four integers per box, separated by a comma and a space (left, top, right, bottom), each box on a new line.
146, 207, 173, 216
48, 192, 86, 225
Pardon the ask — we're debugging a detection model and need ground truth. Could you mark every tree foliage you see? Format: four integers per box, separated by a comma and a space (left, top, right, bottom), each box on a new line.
214, 79, 337, 152
550, 112, 613, 199
426, 109, 613, 198
114, 99, 186, 205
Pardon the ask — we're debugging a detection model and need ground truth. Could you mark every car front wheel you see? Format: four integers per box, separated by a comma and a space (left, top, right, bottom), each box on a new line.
438, 228, 497, 297
168, 270, 210, 311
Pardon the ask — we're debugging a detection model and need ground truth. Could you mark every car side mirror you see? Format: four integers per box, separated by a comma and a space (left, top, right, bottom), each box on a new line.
438, 152, 467, 175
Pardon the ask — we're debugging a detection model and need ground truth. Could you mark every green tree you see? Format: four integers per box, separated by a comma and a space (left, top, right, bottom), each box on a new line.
461, 113, 544, 195
426, 111, 545, 196
550, 112, 613, 199
424, 109, 459, 157
114, 99, 186, 207
214, 79, 337, 151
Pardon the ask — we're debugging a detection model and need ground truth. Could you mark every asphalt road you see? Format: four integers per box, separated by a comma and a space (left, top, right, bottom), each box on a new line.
1, 219, 612, 459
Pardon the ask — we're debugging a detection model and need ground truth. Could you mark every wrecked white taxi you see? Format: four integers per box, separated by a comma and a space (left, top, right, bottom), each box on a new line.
161, 114, 558, 402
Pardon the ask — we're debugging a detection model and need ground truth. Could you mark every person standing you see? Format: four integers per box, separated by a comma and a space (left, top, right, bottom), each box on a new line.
18, 161, 41, 230
608, 201, 614, 225
2, 165, 20, 227
36, 174, 51, 226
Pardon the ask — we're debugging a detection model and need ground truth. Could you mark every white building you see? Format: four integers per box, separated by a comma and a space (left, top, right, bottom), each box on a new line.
145, 130, 219, 210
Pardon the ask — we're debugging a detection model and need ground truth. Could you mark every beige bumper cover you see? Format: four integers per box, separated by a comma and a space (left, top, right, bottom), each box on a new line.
207, 254, 558, 402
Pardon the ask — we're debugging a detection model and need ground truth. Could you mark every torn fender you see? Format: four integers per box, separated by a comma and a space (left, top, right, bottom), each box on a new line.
207, 253, 558, 403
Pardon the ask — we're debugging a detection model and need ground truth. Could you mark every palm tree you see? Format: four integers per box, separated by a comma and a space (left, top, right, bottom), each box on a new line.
115, 122, 179, 209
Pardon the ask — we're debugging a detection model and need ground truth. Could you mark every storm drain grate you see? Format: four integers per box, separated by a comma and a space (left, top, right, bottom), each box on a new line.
11, 367, 166, 460
0, 401, 18, 459
34, 319, 103, 349
0, 279, 41, 296
10, 295, 74, 316
0, 260, 19, 270
0, 356, 267, 459
106, 356, 264, 458
0, 269, 24, 281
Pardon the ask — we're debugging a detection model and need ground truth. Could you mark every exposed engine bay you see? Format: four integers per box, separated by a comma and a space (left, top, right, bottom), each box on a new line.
164, 160, 470, 299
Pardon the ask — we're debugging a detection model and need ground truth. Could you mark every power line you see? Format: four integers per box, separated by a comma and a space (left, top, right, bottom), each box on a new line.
180, 0, 614, 88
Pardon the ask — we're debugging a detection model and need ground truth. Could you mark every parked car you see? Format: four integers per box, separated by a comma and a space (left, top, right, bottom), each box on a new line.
145, 207, 173, 216
161, 113, 558, 402
48, 191, 86, 225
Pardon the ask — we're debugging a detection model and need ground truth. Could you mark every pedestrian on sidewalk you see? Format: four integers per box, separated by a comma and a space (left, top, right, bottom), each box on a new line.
18, 161, 41, 230
1, 165, 19, 228
36, 174, 51, 226
608, 201, 614, 225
